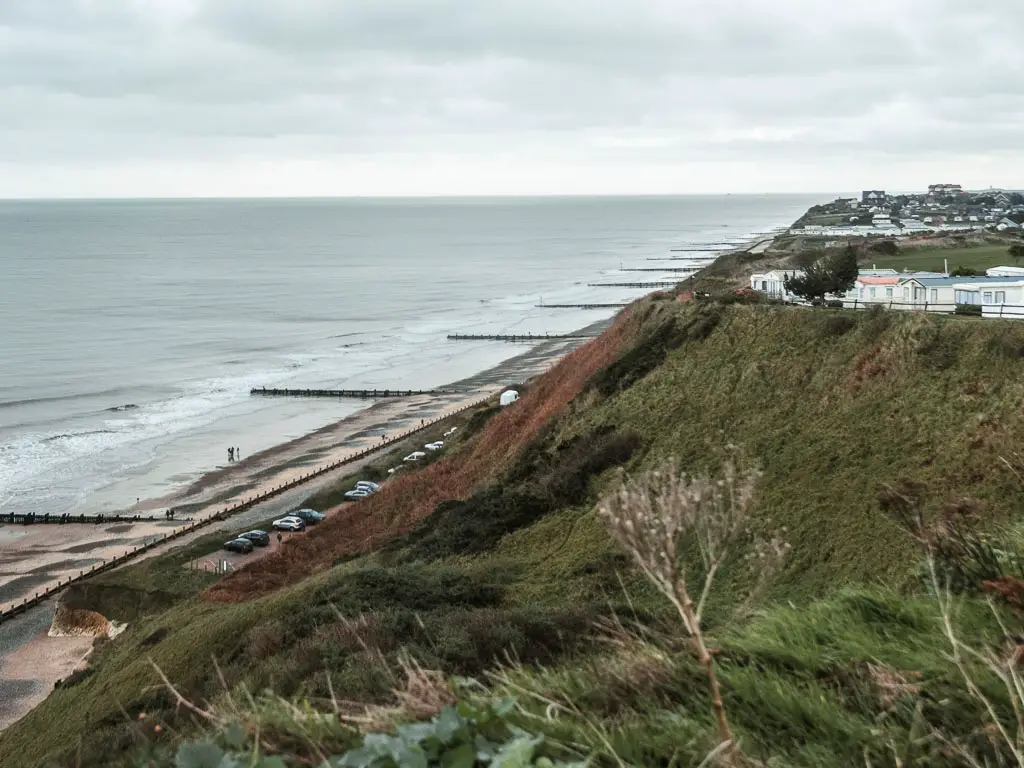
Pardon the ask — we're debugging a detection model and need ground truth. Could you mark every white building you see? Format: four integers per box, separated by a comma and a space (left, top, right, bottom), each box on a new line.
987, 266, 1024, 278
750, 269, 803, 299
846, 276, 900, 304
895, 276, 1024, 309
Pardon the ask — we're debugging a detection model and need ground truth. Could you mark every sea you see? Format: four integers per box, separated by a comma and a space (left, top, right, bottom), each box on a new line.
0, 195, 820, 518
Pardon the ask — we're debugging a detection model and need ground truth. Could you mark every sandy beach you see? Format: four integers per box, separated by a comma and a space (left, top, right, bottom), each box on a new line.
0, 326, 608, 733
0, 330, 594, 614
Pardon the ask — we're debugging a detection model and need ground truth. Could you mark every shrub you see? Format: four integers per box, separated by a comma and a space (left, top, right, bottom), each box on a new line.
822, 314, 856, 337
463, 404, 501, 439
869, 239, 899, 255
825, 299, 845, 309
403, 428, 641, 561
54, 667, 94, 690
588, 317, 686, 396
950, 265, 983, 277
955, 304, 983, 316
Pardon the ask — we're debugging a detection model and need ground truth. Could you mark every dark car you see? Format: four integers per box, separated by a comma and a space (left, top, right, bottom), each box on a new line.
239, 530, 270, 547
223, 538, 254, 554
290, 508, 326, 524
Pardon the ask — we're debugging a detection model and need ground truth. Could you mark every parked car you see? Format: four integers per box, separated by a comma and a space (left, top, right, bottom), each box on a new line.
424, 441, 444, 451
443, 427, 458, 437
404, 451, 427, 462
223, 538, 254, 554
290, 508, 326, 524
344, 488, 370, 500
355, 480, 380, 492
387, 466, 403, 475
272, 516, 306, 532
239, 530, 270, 547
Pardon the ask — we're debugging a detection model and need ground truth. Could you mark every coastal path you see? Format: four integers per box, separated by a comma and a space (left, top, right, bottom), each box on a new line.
535, 303, 629, 309
250, 387, 455, 399
0, 393, 492, 626
447, 333, 598, 342
588, 281, 679, 288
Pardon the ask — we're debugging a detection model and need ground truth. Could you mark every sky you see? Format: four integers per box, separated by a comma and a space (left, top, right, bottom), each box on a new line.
0, 0, 1021, 198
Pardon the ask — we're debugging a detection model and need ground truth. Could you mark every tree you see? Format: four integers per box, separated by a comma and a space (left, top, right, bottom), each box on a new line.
1009, 243, 1024, 265
869, 239, 900, 255
785, 246, 859, 303
951, 265, 983, 277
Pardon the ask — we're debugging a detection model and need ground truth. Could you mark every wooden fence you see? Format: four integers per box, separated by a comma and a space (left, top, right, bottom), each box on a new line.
0, 394, 492, 625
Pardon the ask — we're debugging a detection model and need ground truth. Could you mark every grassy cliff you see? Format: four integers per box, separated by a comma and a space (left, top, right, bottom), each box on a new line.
5, 300, 1024, 766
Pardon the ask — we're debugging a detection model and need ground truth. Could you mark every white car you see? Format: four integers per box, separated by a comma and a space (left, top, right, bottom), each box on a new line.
344, 488, 370, 500
443, 427, 458, 437
387, 466, 403, 474
403, 451, 427, 462
272, 516, 305, 532
424, 441, 444, 451
355, 481, 380, 492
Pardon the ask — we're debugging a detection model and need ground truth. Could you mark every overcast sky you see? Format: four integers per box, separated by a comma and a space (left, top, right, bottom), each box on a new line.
0, 0, 1021, 198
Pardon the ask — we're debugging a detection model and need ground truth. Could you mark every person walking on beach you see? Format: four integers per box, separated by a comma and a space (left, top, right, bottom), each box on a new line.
228, 447, 234, 462
236, 446, 241, 460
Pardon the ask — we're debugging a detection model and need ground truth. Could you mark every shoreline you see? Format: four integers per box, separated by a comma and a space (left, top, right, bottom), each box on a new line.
0, 224, 778, 736
0, 319, 614, 736
0, 319, 612, 615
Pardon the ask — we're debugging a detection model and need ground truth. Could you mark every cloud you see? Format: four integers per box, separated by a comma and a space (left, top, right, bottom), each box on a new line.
0, 0, 1021, 196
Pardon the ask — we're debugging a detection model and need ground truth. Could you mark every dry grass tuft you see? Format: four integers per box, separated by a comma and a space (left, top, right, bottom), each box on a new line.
597, 457, 781, 766
343, 655, 456, 734
866, 663, 921, 710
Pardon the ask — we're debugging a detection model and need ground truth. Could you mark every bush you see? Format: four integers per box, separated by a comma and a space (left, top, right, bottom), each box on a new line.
463, 404, 501, 438
955, 304, 983, 316
715, 288, 764, 305
950, 265, 983, 277
587, 317, 687, 396
403, 428, 641, 561
822, 314, 857, 337
869, 239, 899, 255
825, 299, 845, 308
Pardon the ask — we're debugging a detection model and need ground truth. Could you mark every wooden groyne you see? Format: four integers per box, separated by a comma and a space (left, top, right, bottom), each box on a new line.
618, 267, 700, 273
447, 333, 597, 342
0, 394, 492, 626
588, 281, 678, 288
0, 513, 183, 526
535, 303, 629, 309
251, 387, 449, 399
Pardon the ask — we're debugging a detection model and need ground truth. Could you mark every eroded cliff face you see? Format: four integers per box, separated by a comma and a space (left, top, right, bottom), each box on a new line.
49, 602, 126, 639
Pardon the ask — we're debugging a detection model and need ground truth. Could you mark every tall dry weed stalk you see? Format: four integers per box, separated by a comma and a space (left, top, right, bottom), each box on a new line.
597, 458, 774, 765
880, 481, 1024, 766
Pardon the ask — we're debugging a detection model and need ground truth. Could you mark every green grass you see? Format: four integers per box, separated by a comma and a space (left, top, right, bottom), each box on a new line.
485, 588, 1011, 767
556, 302, 1024, 597
8, 300, 1024, 765
868, 243, 1020, 273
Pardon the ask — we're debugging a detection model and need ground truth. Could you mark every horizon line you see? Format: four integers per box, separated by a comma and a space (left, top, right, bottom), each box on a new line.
0, 190, 847, 203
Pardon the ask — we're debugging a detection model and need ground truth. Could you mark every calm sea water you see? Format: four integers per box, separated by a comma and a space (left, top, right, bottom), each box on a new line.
0, 195, 819, 516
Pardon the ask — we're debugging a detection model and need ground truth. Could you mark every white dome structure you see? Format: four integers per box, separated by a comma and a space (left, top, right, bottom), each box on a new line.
499, 390, 520, 407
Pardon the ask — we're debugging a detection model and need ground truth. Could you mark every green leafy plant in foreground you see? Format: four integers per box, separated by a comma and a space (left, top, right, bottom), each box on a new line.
336, 699, 579, 768
169, 699, 578, 768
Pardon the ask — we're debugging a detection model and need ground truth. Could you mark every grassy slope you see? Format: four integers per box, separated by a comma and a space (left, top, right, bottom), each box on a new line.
6, 300, 1024, 765
561, 302, 1024, 596
869, 243, 1017, 273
